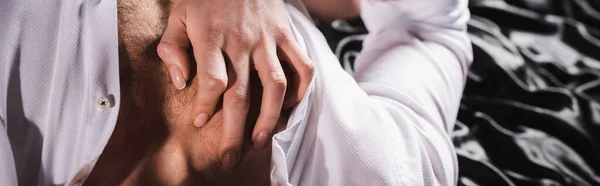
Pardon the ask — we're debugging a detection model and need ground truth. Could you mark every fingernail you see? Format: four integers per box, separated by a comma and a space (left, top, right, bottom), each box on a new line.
253, 131, 271, 149
169, 66, 186, 90
222, 150, 239, 172
193, 113, 209, 128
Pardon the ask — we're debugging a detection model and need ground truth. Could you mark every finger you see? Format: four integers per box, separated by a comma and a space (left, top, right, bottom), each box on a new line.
190, 46, 228, 128
251, 42, 286, 149
157, 5, 191, 90
187, 13, 228, 128
278, 37, 315, 108
219, 51, 251, 172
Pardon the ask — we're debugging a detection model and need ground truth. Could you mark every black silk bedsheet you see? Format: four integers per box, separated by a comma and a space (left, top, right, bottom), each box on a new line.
318, 0, 600, 185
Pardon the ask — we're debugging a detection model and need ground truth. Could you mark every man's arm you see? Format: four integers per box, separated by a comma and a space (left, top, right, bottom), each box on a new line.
300, 0, 361, 22
272, 1, 471, 185
353, 0, 472, 184
356, 0, 472, 135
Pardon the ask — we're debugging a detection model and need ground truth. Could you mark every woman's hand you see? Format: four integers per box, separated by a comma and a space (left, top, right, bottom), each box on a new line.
157, 0, 314, 171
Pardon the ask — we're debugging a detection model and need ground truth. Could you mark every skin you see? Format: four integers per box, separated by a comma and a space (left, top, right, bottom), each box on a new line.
85, 0, 289, 184
86, 0, 361, 185
157, 0, 315, 171
157, 0, 360, 171
302, 0, 361, 22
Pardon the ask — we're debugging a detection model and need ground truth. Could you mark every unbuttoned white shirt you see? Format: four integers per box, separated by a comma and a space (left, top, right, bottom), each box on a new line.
0, 0, 472, 185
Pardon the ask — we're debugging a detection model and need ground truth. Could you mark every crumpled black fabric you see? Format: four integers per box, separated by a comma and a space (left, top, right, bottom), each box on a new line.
318, 0, 600, 185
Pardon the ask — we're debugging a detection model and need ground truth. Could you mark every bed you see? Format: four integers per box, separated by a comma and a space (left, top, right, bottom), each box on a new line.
319, 0, 600, 185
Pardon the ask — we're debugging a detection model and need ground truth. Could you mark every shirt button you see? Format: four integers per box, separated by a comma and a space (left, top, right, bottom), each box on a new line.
96, 96, 113, 111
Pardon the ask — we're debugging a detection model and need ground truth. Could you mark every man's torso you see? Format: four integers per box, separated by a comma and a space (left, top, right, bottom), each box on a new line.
86, 0, 274, 185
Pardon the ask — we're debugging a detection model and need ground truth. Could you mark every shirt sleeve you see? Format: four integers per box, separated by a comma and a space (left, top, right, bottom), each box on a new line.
0, 118, 18, 185
272, 2, 472, 185
353, 0, 472, 184
357, 0, 472, 132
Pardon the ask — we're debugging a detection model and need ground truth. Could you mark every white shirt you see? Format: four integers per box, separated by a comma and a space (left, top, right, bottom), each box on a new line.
0, 0, 120, 185
0, 0, 471, 185
272, 1, 471, 185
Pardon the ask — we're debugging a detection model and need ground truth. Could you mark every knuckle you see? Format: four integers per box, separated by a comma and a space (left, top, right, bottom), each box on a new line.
229, 30, 258, 49
275, 24, 291, 33
207, 18, 223, 30
240, 35, 257, 49
205, 29, 224, 46
268, 72, 287, 91
295, 55, 316, 77
303, 60, 316, 75
258, 31, 276, 44
156, 43, 171, 58
277, 32, 296, 45
225, 90, 249, 107
202, 74, 228, 92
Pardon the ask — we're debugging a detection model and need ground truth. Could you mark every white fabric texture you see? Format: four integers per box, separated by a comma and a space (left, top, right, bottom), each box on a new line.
0, 0, 120, 185
270, 1, 472, 186
0, 0, 471, 185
